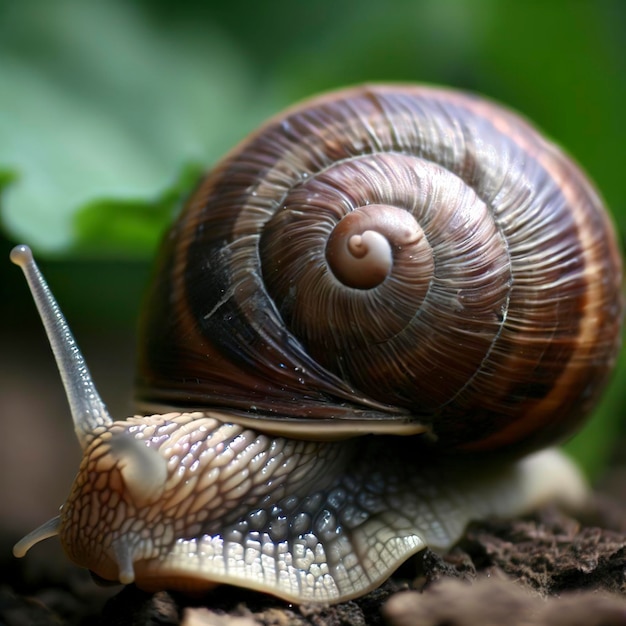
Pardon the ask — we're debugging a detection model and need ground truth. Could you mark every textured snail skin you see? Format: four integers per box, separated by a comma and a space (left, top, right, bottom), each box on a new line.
12, 85, 622, 604
56, 414, 585, 602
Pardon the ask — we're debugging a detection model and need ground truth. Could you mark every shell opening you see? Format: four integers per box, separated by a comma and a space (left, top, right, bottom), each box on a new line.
10, 245, 112, 448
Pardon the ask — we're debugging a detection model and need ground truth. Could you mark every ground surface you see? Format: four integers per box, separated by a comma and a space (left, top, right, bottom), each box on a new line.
2, 483, 626, 626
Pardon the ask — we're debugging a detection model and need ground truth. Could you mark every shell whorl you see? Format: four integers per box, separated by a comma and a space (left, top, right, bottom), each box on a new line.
138, 85, 622, 453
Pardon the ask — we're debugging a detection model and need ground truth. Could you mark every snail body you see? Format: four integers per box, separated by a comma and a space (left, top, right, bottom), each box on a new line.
11, 85, 622, 604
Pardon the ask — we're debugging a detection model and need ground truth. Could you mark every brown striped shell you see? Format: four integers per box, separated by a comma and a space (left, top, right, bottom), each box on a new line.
137, 84, 622, 454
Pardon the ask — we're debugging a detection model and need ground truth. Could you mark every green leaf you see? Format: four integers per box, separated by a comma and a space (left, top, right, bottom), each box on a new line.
0, 0, 255, 255
72, 163, 204, 258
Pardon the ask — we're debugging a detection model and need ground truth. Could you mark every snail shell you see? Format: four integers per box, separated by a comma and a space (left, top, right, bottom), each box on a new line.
11, 84, 622, 604
138, 84, 622, 453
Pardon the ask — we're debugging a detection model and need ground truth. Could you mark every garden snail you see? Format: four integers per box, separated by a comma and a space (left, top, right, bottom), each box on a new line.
11, 84, 623, 604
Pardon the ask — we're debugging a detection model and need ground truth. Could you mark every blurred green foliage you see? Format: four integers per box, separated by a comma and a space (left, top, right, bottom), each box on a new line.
0, 0, 624, 477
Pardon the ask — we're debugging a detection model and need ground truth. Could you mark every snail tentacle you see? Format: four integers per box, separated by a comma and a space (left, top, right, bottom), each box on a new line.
10, 245, 112, 448
13, 515, 61, 558
107, 432, 169, 506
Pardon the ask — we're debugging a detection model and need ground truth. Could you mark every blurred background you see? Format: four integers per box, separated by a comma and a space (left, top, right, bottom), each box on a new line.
0, 0, 624, 560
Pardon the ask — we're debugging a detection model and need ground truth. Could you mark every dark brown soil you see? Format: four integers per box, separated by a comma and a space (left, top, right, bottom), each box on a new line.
2, 491, 626, 626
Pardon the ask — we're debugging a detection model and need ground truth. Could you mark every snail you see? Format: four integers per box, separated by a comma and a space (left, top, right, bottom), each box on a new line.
10, 84, 622, 605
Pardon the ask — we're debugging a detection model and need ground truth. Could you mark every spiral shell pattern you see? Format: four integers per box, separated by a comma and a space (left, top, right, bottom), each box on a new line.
138, 85, 622, 453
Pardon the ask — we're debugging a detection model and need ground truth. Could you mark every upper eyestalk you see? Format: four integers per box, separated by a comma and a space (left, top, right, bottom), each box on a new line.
10, 244, 112, 448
